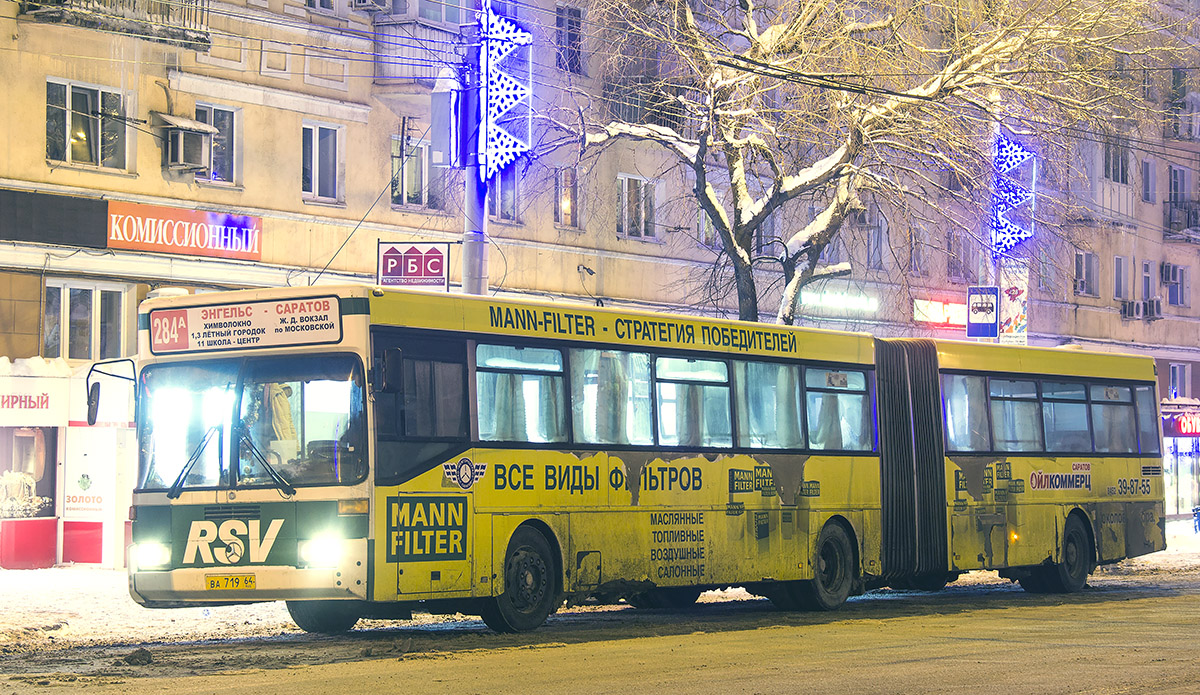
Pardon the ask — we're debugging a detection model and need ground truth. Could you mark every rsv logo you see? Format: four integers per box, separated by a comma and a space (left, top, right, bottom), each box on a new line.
183, 519, 285, 565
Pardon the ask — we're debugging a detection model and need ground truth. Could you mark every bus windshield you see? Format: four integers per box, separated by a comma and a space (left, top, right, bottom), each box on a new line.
137, 354, 366, 491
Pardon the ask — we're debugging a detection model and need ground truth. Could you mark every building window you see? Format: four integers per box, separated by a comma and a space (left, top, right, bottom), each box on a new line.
302, 123, 341, 201
1037, 246, 1053, 291
488, 165, 519, 222
697, 210, 717, 247
1103, 137, 1130, 184
1114, 255, 1129, 300
45, 81, 126, 169
866, 223, 885, 270
554, 167, 579, 227
419, 0, 465, 23
1074, 250, 1099, 296
391, 138, 444, 209
43, 281, 126, 361
909, 228, 927, 276
755, 212, 777, 256
947, 230, 976, 283
1142, 158, 1156, 203
556, 6, 583, 74
195, 104, 236, 184
617, 174, 656, 238
1168, 266, 1190, 307
1143, 260, 1154, 300
1169, 363, 1190, 398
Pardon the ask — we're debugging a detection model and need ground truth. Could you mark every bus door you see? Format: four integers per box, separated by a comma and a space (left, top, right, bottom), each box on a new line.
874, 339, 948, 581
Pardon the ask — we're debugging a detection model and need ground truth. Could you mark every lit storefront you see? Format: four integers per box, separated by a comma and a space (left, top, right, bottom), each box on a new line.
1161, 403, 1200, 518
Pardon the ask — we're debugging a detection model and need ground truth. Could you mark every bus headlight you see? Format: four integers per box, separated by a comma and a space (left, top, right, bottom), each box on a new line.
298, 536, 342, 568
135, 542, 171, 570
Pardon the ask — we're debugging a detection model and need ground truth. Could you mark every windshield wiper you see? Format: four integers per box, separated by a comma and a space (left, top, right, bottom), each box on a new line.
167, 425, 222, 500
239, 434, 297, 497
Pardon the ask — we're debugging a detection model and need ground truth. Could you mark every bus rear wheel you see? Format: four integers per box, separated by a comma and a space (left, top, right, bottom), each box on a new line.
626, 587, 703, 610
286, 600, 360, 634
1020, 516, 1092, 594
797, 523, 855, 611
480, 526, 559, 633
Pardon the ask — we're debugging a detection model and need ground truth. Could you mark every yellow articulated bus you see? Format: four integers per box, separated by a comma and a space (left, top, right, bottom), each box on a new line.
115, 285, 1165, 633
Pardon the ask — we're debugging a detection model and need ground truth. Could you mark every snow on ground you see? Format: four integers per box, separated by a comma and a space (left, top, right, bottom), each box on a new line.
2, 520, 1198, 654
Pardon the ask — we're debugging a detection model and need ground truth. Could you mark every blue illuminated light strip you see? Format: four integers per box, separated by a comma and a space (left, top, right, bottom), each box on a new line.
990, 135, 1037, 257
478, 3, 533, 183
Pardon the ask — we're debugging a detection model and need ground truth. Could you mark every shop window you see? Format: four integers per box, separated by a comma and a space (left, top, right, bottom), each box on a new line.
1, 428, 55, 519
43, 281, 127, 361
46, 80, 127, 169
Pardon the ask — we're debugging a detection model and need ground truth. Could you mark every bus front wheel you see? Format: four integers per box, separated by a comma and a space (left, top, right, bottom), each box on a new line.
798, 522, 855, 611
481, 526, 560, 633
286, 600, 360, 634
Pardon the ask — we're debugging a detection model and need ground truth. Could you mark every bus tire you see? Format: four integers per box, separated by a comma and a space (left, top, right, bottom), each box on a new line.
798, 522, 855, 611
481, 526, 559, 633
626, 587, 702, 610
1043, 515, 1092, 593
761, 582, 804, 611
286, 600, 360, 634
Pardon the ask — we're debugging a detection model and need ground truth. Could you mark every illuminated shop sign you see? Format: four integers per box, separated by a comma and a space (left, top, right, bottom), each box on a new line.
1163, 412, 1200, 438
107, 201, 262, 261
913, 299, 967, 327
799, 289, 879, 313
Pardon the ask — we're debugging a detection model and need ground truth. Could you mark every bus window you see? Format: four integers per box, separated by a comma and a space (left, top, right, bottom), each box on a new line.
569, 348, 652, 445
1091, 384, 1137, 453
989, 379, 1043, 452
943, 374, 988, 452
1135, 384, 1161, 454
477, 344, 567, 443
137, 361, 239, 491
238, 355, 366, 487
805, 368, 872, 451
655, 357, 731, 448
1042, 381, 1090, 453
733, 361, 804, 449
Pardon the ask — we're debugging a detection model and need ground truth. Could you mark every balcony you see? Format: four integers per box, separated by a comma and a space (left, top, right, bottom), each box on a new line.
374, 18, 460, 82
1164, 197, 1200, 243
20, 0, 210, 50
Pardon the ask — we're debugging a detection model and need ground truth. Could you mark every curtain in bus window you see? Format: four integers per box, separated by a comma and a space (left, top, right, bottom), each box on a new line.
733, 361, 804, 449
1135, 385, 1161, 454
1091, 384, 1137, 453
943, 374, 989, 451
1042, 381, 1090, 452
805, 368, 872, 451
655, 357, 731, 448
476, 344, 566, 443
402, 359, 468, 439
989, 379, 1043, 452
570, 349, 652, 445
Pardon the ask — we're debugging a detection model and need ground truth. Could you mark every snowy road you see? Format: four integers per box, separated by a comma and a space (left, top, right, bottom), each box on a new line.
2, 522, 1199, 693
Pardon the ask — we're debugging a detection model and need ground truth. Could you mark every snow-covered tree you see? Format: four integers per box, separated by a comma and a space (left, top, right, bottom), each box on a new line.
561, 0, 1185, 323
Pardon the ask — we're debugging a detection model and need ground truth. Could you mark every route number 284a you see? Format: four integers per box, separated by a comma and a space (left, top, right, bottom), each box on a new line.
151, 310, 189, 351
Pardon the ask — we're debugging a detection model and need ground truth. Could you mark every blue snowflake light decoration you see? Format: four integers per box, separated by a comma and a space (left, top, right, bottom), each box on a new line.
478, 3, 532, 183
990, 135, 1037, 257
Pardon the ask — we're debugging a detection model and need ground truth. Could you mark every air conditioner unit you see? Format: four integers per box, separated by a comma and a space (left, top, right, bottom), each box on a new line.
167, 128, 211, 172
352, 0, 388, 12
1133, 299, 1146, 319
1160, 262, 1180, 285
1120, 299, 1136, 319
1146, 297, 1164, 320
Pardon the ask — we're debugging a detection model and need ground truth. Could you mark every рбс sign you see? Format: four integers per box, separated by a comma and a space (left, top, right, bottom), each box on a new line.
377, 242, 450, 290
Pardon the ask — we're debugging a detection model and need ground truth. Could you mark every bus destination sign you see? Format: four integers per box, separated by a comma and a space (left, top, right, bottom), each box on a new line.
149, 296, 342, 354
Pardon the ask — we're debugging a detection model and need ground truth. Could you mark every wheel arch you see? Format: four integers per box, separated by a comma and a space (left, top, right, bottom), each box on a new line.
821, 514, 862, 577
1066, 507, 1097, 567
513, 518, 565, 597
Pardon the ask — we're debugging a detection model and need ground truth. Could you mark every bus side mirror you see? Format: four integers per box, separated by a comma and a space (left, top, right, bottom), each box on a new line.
380, 348, 404, 393
86, 381, 101, 426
